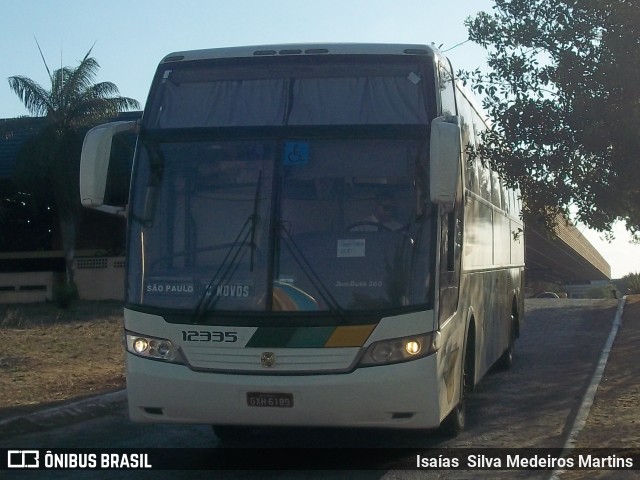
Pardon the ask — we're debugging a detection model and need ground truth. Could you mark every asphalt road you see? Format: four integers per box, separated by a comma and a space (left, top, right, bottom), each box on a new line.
1, 299, 620, 480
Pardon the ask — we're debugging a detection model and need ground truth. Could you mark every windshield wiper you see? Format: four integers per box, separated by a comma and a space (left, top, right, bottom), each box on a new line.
191, 171, 262, 323
249, 170, 262, 271
278, 224, 346, 321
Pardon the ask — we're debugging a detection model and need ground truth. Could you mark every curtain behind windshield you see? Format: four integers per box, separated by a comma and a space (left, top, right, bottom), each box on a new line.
150, 59, 429, 128
157, 79, 289, 127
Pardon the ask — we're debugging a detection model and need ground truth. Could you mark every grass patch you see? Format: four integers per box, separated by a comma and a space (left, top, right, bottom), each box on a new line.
0, 301, 124, 410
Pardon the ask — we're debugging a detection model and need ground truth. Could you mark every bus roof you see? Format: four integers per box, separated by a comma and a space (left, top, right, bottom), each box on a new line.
160, 43, 440, 64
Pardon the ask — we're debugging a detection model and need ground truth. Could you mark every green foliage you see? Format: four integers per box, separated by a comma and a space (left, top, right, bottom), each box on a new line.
7, 46, 140, 285
464, 0, 640, 237
584, 284, 618, 299
8, 46, 139, 125
52, 282, 79, 309
623, 272, 640, 294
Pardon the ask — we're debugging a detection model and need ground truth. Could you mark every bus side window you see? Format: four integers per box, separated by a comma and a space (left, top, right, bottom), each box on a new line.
472, 113, 491, 202
491, 170, 503, 209
439, 179, 463, 321
464, 137, 479, 194
479, 165, 491, 201
504, 182, 511, 214
439, 63, 456, 116
455, 90, 477, 194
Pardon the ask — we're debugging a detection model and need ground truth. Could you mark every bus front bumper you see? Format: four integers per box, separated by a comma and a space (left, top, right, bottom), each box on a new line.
126, 352, 443, 429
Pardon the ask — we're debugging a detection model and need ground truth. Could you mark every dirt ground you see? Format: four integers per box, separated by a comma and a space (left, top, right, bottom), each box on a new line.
573, 295, 640, 448
0, 301, 125, 419
557, 295, 640, 479
1, 297, 638, 468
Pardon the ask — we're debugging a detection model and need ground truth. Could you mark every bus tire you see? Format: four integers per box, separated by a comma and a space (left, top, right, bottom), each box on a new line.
441, 395, 466, 437
497, 310, 517, 370
441, 330, 474, 437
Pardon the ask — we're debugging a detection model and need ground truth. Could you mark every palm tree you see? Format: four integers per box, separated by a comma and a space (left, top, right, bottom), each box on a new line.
8, 46, 140, 290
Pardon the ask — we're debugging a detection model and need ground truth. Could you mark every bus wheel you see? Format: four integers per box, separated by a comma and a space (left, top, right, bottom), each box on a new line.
440, 337, 472, 437
441, 395, 466, 437
497, 314, 515, 370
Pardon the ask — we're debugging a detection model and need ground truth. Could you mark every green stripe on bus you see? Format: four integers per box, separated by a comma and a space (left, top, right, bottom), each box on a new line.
245, 327, 298, 348
245, 325, 375, 348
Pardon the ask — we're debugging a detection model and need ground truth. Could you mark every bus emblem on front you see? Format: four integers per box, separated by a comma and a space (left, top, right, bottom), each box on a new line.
261, 352, 276, 368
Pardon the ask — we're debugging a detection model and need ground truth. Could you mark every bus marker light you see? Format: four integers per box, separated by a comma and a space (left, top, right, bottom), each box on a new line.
405, 340, 421, 355
125, 332, 183, 364
359, 332, 439, 367
133, 338, 149, 354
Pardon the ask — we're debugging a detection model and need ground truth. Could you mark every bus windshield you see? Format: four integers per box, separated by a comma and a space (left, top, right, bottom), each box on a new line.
126, 56, 437, 318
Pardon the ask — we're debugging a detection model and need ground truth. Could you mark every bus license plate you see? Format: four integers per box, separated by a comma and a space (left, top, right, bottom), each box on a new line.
247, 392, 294, 408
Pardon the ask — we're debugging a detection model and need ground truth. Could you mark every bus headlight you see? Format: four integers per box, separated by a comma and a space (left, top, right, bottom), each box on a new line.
125, 332, 184, 364
132, 337, 149, 354
358, 332, 440, 367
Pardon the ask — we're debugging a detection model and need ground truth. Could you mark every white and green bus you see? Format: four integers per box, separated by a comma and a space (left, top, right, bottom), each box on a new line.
80, 43, 524, 437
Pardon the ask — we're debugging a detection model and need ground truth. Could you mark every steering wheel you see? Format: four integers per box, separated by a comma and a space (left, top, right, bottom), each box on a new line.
346, 221, 394, 232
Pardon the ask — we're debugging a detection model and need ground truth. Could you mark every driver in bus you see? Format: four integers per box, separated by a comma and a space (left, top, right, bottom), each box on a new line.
354, 192, 403, 231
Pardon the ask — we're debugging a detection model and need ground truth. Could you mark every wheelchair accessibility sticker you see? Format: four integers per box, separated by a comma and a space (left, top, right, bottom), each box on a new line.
283, 142, 309, 166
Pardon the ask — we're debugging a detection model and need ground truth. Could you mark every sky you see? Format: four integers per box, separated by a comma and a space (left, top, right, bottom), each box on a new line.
1, 0, 638, 279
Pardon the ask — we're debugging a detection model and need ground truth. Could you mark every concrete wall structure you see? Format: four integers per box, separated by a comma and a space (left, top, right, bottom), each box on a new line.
0, 255, 125, 304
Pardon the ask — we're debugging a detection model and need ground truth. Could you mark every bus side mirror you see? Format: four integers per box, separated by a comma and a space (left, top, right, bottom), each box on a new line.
430, 116, 461, 211
80, 121, 138, 216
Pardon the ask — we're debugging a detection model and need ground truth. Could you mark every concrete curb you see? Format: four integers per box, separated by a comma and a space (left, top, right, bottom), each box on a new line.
0, 390, 127, 438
